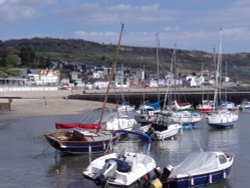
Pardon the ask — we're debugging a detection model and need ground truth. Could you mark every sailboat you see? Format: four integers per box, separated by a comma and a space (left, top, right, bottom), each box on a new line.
141, 35, 182, 139
134, 34, 162, 126
44, 24, 136, 155
116, 64, 136, 113
197, 62, 213, 113
166, 44, 201, 128
207, 28, 238, 129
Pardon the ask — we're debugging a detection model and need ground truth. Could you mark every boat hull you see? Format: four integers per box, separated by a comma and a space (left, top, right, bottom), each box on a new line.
207, 112, 235, 129
198, 108, 212, 113
83, 152, 156, 187
164, 166, 232, 188
44, 132, 118, 155
152, 125, 181, 140
208, 122, 234, 129
170, 112, 202, 125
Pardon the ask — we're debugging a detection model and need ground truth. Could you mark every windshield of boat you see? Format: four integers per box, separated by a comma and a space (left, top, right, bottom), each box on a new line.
219, 154, 227, 164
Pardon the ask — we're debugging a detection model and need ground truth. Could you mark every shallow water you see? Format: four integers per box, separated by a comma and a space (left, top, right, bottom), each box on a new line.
0, 112, 248, 188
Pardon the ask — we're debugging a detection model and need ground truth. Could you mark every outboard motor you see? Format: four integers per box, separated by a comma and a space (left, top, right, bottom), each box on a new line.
95, 160, 117, 187
160, 165, 173, 182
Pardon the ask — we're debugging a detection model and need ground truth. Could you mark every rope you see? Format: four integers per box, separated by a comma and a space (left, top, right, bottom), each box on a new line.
190, 125, 203, 152
32, 144, 50, 159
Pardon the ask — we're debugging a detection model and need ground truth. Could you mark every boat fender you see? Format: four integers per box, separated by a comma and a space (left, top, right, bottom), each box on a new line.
150, 178, 163, 188
223, 171, 227, 179
190, 177, 194, 186
209, 174, 212, 184
160, 165, 173, 182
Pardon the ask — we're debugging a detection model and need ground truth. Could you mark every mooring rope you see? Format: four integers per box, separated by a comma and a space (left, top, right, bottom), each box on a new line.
32, 144, 50, 159
190, 124, 203, 152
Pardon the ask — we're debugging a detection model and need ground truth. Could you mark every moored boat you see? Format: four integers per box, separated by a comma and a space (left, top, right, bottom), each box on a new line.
147, 112, 182, 140
44, 122, 120, 155
83, 130, 156, 187
169, 111, 202, 128
197, 100, 213, 113
239, 99, 250, 112
156, 151, 234, 188
207, 110, 235, 129
171, 100, 193, 112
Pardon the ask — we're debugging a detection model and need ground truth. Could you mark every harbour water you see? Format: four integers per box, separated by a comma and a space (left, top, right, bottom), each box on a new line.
0, 112, 249, 188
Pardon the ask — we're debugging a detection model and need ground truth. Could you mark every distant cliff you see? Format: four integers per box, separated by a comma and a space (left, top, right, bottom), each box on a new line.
1, 37, 250, 81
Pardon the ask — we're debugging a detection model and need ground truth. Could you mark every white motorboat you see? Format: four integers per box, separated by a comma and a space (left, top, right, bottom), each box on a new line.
147, 112, 182, 140
239, 99, 250, 112
83, 130, 156, 187
83, 152, 156, 187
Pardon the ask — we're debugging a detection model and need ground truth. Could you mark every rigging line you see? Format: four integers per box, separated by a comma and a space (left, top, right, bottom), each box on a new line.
190, 124, 203, 152
32, 144, 50, 159
99, 23, 125, 124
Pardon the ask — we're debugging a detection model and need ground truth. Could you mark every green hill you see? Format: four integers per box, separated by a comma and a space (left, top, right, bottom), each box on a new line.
1, 37, 250, 81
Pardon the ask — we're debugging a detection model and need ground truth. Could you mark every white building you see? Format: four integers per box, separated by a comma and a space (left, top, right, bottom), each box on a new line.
93, 81, 109, 89
186, 75, 198, 87
28, 73, 39, 83
115, 78, 130, 88
149, 79, 158, 88
39, 69, 60, 85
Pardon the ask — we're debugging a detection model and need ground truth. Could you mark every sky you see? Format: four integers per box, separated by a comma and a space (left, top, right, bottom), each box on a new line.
1, 0, 250, 53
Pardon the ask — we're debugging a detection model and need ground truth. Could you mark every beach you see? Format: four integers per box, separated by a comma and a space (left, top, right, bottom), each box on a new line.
0, 90, 115, 125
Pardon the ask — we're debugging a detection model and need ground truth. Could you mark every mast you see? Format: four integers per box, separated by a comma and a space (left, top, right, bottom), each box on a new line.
172, 43, 177, 102
201, 62, 204, 103
218, 27, 223, 103
225, 61, 228, 102
99, 23, 125, 124
213, 45, 216, 74
155, 33, 160, 101
213, 28, 222, 110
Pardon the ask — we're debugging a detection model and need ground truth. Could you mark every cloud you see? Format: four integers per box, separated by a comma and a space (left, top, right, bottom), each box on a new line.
48, 3, 177, 24
73, 31, 118, 37
72, 26, 250, 53
1, 1, 250, 53
0, 0, 56, 22
164, 26, 179, 32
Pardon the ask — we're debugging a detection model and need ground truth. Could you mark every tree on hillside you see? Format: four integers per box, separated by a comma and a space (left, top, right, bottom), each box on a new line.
19, 47, 36, 67
5, 53, 21, 67
38, 55, 52, 68
0, 49, 8, 67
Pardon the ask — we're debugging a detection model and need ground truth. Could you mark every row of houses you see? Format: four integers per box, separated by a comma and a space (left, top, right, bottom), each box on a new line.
0, 64, 232, 89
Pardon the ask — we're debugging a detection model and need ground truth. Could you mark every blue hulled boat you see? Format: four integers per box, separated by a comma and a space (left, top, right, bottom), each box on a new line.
44, 122, 120, 155
157, 151, 234, 188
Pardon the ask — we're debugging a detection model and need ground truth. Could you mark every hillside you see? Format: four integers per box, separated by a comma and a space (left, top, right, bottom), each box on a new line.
1, 38, 250, 81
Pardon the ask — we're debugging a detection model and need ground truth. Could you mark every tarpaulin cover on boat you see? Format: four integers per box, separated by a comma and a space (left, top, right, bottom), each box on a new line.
55, 122, 101, 129
105, 158, 131, 172
169, 152, 219, 177
143, 100, 161, 109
